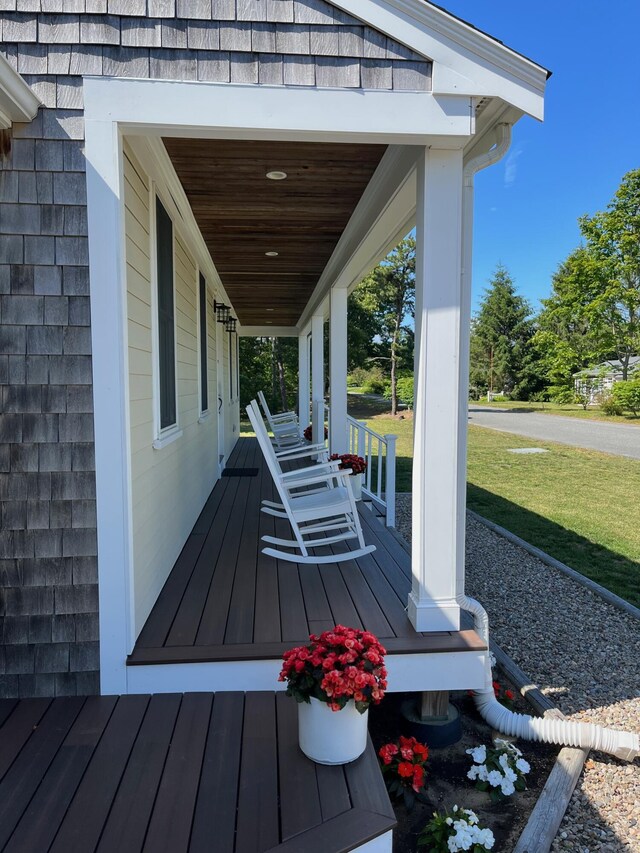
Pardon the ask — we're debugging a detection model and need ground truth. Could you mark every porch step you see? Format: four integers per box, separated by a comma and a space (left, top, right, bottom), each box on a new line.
0, 692, 395, 853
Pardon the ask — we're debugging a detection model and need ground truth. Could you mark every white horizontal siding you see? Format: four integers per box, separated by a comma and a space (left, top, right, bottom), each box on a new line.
124, 143, 221, 638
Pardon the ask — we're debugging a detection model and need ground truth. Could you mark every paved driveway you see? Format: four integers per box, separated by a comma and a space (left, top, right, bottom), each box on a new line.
468, 407, 640, 460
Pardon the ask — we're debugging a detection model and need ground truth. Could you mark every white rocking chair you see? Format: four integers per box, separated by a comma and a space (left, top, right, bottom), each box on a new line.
248, 402, 376, 565
247, 401, 334, 510
257, 390, 301, 447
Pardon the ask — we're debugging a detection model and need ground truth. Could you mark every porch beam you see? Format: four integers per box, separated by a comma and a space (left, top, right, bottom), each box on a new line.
311, 313, 324, 446
85, 78, 475, 144
298, 329, 310, 427
408, 146, 464, 632
329, 286, 349, 455
238, 326, 299, 337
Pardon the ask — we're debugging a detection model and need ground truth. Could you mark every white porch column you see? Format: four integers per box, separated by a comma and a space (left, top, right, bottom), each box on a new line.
311, 312, 324, 445
298, 328, 310, 428
408, 147, 465, 632
329, 285, 348, 455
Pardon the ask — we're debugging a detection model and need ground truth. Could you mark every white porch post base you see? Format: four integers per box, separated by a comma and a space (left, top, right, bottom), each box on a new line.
407, 594, 461, 632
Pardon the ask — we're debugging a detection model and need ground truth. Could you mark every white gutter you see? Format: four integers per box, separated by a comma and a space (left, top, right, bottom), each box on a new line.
0, 54, 41, 130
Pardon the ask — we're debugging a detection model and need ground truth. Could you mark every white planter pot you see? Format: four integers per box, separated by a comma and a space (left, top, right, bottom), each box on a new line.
298, 697, 369, 765
350, 472, 363, 501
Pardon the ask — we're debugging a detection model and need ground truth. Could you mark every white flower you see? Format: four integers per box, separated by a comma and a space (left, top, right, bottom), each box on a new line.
478, 828, 495, 849
477, 764, 489, 782
463, 809, 479, 825
487, 769, 503, 788
488, 651, 497, 668
445, 817, 453, 825
452, 827, 473, 851
498, 753, 510, 770
500, 777, 515, 796
452, 805, 459, 813
467, 766, 480, 780
504, 766, 517, 783
466, 745, 487, 764
516, 758, 530, 774
447, 837, 459, 853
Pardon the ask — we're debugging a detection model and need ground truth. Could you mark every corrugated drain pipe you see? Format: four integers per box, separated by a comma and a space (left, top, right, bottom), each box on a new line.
460, 121, 639, 762
461, 594, 639, 762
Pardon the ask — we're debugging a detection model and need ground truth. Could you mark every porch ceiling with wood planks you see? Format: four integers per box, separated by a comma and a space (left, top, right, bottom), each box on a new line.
163, 138, 387, 327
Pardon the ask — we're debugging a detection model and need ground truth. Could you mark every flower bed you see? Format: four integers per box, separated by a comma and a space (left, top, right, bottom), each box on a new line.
368, 685, 558, 853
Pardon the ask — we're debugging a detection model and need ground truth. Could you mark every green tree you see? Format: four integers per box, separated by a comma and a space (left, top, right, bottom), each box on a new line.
469, 265, 535, 398
347, 289, 380, 372
578, 168, 640, 379
351, 237, 415, 414
239, 336, 298, 413
533, 248, 603, 391
534, 169, 640, 389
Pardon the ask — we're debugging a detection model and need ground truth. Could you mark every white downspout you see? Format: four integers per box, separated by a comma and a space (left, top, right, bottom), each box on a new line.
458, 123, 639, 762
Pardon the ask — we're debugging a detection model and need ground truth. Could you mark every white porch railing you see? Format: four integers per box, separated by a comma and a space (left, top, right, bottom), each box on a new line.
310, 402, 397, 526
348, 416, 396, 527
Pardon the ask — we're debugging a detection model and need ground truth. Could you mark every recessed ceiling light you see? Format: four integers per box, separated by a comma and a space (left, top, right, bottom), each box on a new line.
266, 308, 274, 312
265, 251, 279, 257
266, 320, 273, 324
266, 170, 287, 180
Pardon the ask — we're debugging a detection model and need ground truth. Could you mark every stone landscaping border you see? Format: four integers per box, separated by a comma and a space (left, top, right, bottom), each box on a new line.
467, 510, 640, 622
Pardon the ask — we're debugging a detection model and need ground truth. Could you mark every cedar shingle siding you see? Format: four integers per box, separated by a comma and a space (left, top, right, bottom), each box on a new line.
0, 1, 431, 699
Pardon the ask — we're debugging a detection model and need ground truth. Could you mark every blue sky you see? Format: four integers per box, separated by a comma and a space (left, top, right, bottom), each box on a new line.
441, 1, 640, 314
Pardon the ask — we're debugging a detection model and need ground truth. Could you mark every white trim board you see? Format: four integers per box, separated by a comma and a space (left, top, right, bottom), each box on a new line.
124, 650, 487, 695
84, 79, 475, 143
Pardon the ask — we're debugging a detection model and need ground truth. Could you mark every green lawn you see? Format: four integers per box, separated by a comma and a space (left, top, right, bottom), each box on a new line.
351, 396, 640, 606
475, 399, 640, 425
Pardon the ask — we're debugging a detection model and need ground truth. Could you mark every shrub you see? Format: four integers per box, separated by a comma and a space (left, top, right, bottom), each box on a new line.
396, 376, 414, 407
548, 385, 575, 405
598, 392, 624, 417
612, 378, 640, 415
347, 367, 369, 387
362, 377, 388, 395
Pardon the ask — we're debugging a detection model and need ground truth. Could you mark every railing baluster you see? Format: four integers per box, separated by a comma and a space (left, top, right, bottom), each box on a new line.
385, 434, 396, 527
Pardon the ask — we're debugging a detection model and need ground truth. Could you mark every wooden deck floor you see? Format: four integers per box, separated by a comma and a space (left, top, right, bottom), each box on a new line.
0, 692, 395, 853
129, 437, 485, 666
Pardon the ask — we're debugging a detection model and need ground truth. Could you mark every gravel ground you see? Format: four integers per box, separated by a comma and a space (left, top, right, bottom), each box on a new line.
394, 494, 640, 853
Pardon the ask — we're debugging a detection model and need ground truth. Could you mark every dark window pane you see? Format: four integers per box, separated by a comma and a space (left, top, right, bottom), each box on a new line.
229, 331, 233, 401
199, 273, 208, 412
156, 197, 176, 429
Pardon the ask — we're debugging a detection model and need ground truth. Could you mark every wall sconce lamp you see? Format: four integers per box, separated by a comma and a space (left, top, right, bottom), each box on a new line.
214, 300, 231, 323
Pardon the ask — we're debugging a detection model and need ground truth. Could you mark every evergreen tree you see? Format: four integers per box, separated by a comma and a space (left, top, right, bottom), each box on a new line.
469, 265, 535, 398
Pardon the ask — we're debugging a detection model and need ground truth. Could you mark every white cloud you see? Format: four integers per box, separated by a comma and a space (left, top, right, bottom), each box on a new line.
504, 145, 524, 188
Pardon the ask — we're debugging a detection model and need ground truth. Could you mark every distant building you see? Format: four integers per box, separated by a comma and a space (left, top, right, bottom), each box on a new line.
573, 357, 640, 402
